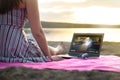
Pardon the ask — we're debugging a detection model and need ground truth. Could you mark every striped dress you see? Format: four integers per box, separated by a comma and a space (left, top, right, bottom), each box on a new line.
0, 8, 51, 62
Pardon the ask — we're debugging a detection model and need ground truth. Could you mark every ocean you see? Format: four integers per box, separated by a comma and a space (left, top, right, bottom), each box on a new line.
25, 28, 120, 42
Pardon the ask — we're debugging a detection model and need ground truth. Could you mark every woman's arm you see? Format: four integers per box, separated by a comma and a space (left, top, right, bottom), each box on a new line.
25, 0, 51, 58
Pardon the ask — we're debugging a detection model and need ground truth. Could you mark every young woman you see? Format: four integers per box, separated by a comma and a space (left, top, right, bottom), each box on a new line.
0, 0, 65, 62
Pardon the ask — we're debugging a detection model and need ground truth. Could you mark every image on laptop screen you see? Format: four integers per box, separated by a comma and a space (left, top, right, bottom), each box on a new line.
69, 33, 104, 57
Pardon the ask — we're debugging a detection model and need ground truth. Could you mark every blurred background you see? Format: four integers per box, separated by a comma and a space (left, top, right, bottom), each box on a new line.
25, 0, 120, 42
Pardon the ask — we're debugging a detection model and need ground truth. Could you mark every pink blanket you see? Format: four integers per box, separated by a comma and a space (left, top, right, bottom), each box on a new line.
0, 55, 120, 73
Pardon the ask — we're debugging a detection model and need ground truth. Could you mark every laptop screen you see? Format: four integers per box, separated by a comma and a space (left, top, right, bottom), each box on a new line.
69, 33, 104, 57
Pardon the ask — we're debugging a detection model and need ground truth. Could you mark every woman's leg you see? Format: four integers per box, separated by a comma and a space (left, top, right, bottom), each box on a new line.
48, 42, 65, 55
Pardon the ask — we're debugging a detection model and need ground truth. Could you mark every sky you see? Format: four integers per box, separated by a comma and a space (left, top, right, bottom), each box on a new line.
38, 0, 120, 25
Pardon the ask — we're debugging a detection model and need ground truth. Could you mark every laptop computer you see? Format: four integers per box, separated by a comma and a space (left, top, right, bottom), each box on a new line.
58, 33, 104, 59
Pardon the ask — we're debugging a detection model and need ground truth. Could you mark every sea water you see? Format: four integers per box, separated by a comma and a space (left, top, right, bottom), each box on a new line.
25, 28, 120, 42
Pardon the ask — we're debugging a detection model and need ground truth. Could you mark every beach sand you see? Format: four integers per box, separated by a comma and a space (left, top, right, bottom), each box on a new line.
0, 41, 120, 80
0, 67, 120, 80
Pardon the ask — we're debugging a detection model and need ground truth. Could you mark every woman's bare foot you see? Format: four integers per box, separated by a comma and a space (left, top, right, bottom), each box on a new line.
48, 42, 66, 55
55, 42, 66, 55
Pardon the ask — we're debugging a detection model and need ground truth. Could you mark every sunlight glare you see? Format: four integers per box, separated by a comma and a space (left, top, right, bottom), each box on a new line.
72, 6, 120, 25
39, 0, 87, 3
62, 0, 87, 3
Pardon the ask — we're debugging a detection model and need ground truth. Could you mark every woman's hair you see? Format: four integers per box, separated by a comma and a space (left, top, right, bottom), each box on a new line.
0, 0, 23, 14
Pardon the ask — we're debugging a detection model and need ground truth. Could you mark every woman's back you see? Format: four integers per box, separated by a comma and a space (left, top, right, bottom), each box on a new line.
0, 8, 27, 28
0, 8, 30, 62
0, 1, 51, 62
